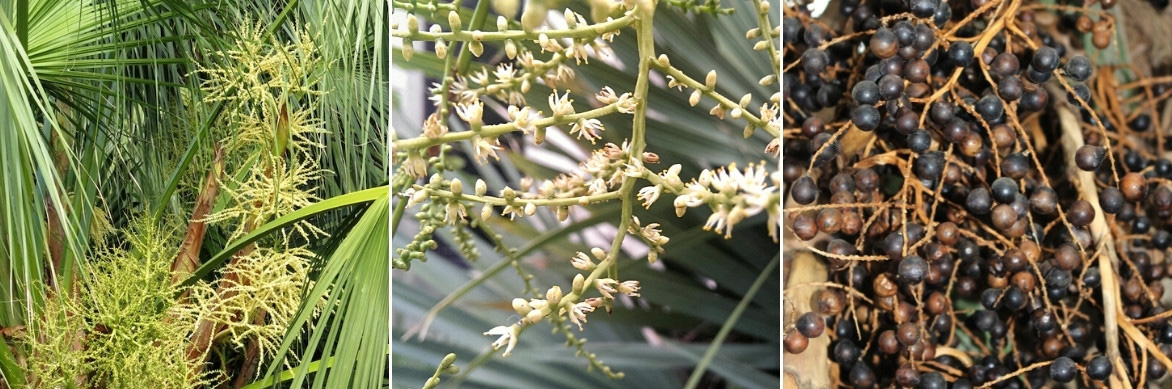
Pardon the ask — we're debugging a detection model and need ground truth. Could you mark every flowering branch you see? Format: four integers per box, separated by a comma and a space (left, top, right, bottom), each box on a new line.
394, 102, 625, 151
649, 60, 780, 138
394, 12, 637, 42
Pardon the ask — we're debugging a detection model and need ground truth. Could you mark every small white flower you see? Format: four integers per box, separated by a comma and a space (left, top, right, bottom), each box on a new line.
404, 154, 428, 178
703, 204, 728, 233
571, 251, 595, 270
615, 92, 636, 114
549, 90, 575, 117
567, 302, 595, 331
445, 201, 467, 223
484, 325, 519, 357
473, 137, 501, 163
493, 63, 517, 83
508, 106, 543, 134
456, 100, 485, 126
422, 112, 447, 139
468, 69, 490, 86
500, 204, 523, 220
596, 86, 620, 104
637, 186, 661, 209
587, 178, 607, 196
595, 278, 618, 299
617, 280, 640, 297
570, 118, 604, 143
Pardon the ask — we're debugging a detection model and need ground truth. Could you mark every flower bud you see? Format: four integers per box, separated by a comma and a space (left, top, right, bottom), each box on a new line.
739, 94, 752, 108
407, 14, 419, 33
401, 39, 414, 61
705, 70, 717, 89
435, 39, 448, 59
546, 286, 563, 305
410, 189, 429, 206
657, 54, 670, 67
512, 298, 531, 316
754, 41, 769, 51
524, 202, 537, 216
481, 204, 493, 220
475, 179, 487, 196
573, 274, 585, 291
730, 107, 743, 119
746, 28, 760, 39
497, 15, 508, 31
522, 2, 548, 31
565, 9, 578, 29
502, 187, 516, 202
524, 309, 544, 325
534, 127, 546, 144
743, 124, 755, 138
505, 40, 518, 59
591, 247, 606, 260
448, 11, 462, 31
710, 104, 725, 119
491, 0, 520, 19
449, 178, 463, 194
759, 74, 776, 86
688, 89, 701, 106
469, 41, 485, 57
557, 206, 569, 221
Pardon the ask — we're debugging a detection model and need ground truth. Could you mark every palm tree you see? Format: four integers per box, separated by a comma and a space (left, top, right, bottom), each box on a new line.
0, 0, 388, 386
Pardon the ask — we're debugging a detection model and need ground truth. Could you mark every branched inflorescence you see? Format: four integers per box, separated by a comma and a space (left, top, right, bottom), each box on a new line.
394, 0, 780, 380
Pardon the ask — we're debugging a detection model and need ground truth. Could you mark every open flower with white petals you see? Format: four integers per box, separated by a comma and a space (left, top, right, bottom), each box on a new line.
703, 204, 732, 238
456, 100, 484, 126
403, 153, 428, 178
445, 201, 467, 223
596, 87, 620, 104
571, 251, 595, 271
493, 63, 517, 84
508, 105, 543, 134
473, 137, 501, 163
595, 278, 618, 299
570, 118, 604, 143
615, 92, 637, 114
567, 302, 595, 331
637, 185, 661, 208
484, 325, 519, 357
617, 280, 641, 297
549, 90, 575, 117
468, 69, 490, 86
500, 204, 524, 220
